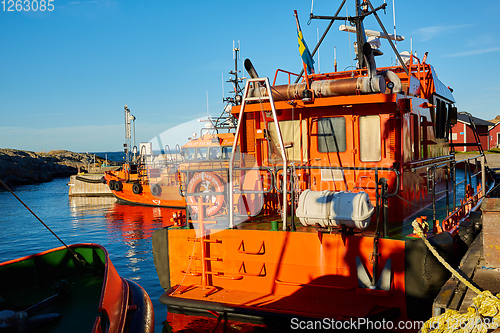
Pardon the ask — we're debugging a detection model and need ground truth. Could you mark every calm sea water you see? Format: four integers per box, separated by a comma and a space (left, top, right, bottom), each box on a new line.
0, 176, 174, 332
0, 151, 479, 332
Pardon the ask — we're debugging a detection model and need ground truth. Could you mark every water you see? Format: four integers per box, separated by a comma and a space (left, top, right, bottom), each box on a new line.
0, 160, 484, 332
0, 177, 173, 332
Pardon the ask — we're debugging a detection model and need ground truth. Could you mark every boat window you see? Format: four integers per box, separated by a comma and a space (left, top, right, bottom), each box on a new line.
197, 148, 208, 160
222, 146, 233, 159
317, 117, 346, 153
434, 97, 448, 140
184, 148, 196, 161
209, 147, 222, 160
359, 115, 381, 161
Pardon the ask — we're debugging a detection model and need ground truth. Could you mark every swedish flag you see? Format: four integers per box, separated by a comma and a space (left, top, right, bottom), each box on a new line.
294, 10, 315, 75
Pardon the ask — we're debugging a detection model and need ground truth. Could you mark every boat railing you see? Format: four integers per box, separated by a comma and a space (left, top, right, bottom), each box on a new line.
272, 69, 302, 85
410, 153, 489, 227
230, 77, 288, 230
164, 144, 182, 165
454, 154, 488, 200
179, 166, 276, 198
272, 165, 400, 197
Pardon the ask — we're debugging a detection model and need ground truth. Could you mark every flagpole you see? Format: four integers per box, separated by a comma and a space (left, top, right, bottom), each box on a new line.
294, 10, 314, 79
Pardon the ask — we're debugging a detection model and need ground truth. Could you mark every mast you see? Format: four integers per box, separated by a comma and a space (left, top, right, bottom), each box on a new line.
199, 43, 243, 133
308, 0, 409, 76
354, 0, 369, 69
124, 105, 132, 162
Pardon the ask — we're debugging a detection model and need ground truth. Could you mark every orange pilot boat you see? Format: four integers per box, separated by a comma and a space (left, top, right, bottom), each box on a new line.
153, 1, 496, 330
104, 137, 186, 208
104, 134, 236, 210
105, 54, 243, 210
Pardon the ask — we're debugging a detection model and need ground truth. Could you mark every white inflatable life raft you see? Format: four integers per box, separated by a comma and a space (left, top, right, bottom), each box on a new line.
295, 189, 375, 230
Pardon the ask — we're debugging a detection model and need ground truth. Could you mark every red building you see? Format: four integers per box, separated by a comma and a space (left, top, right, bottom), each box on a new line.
450, 113, 493, 152
489, 121, 500, 149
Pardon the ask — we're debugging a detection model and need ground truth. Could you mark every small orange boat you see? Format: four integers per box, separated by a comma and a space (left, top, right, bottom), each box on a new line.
104, 133, 236, 210
105, 57, 243, 210
153, 3, 494, 329
104, 142, 185, 208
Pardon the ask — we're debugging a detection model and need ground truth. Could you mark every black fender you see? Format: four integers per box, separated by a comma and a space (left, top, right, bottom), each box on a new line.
124, 279, 154, 333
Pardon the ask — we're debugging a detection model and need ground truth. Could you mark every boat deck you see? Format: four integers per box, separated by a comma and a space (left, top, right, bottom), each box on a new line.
1, 274, 103, 333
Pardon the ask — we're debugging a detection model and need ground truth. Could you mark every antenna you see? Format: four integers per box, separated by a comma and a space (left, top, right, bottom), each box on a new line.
310, 0, 314, 15
392, 0, 397, 57
206, 91, 209, 117
339, 25, 403, 41
317, 27, 320, 73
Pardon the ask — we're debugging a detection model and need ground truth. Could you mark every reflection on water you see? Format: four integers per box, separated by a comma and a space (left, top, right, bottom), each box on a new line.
105, 203, 174, 242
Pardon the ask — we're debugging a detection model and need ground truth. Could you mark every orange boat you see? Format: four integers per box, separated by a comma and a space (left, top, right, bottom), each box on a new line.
104, 141, 185, 208
105, 53, 243, 210
153, 2, 495, 330
104, 134, 236, 210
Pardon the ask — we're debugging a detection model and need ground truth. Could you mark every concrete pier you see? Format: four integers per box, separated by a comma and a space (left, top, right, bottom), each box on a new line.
68, 166, 119, 197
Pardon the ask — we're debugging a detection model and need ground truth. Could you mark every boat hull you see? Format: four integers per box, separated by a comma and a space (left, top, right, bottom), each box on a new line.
153, 224, 463, 330
104, 172, 185, 208
0, 243, 154, 333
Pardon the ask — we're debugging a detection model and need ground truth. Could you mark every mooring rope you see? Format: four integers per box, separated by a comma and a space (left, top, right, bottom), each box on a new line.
412, 220, 500, 332
0, 178, 88, 266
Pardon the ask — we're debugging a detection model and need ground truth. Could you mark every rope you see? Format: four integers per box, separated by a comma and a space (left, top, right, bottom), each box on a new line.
0, 178, 88, 267
412, 220, 500, 332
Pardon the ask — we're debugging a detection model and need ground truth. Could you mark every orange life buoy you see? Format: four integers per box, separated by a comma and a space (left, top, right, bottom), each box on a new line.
186, 172, 225, 216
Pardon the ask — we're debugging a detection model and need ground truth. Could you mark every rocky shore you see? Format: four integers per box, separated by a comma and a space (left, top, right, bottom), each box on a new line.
0, 149, 116, 186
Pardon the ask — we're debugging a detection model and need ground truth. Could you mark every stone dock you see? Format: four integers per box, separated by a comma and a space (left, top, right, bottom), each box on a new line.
68, 166, 119, 197
431, 153, 500, 329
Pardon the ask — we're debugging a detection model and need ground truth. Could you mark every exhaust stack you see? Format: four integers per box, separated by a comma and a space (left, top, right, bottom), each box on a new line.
244, 59, 259, 79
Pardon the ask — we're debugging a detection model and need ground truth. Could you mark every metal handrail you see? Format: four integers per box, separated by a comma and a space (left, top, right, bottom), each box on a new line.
272, 165, 400, 197
229, 77, 288, 230
426, 153, 489, 224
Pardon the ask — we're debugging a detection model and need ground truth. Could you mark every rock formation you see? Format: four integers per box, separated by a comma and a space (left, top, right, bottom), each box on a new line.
0, 149, 115, 186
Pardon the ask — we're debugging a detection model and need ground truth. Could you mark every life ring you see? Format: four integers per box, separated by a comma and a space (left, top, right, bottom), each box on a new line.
151, 184, 162, 197
187, 172, 225, 216
109, 180, 116, 191
114, 181, 123, 191
132, 183, 143, 195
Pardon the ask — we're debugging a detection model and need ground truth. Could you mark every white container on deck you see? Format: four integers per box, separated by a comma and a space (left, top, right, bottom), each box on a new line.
296, 189, 375, 229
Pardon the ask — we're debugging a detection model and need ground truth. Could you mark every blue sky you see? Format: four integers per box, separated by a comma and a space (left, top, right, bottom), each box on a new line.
1, 0, 499, 153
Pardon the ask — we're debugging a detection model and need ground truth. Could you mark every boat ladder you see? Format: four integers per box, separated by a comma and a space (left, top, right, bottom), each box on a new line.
176, 197, 242, 297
